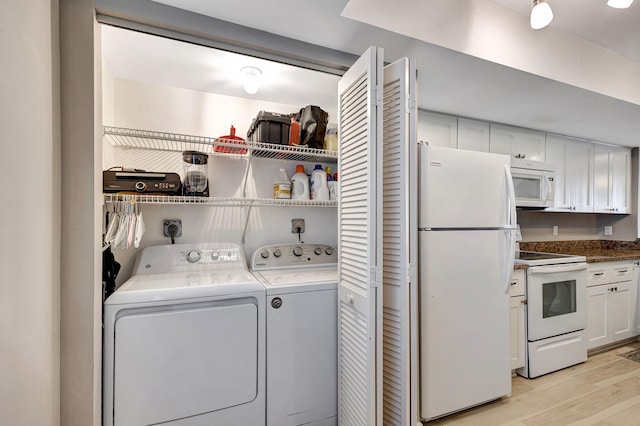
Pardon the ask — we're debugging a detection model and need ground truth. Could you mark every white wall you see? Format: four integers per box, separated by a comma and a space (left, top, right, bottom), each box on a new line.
59, 1, 101, 425
104, 77, 338, 284
0, 1, 60, 425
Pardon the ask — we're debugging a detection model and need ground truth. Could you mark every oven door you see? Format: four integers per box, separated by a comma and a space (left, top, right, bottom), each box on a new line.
526, 263, 587, 341
511, 168, 554, 208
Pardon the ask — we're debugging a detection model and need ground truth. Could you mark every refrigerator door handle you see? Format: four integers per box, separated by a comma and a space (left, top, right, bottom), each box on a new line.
504, 165, 516, 228
503, 229, 517, 294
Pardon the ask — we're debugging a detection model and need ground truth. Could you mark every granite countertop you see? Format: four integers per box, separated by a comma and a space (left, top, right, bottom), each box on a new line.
519, 240, 640, 264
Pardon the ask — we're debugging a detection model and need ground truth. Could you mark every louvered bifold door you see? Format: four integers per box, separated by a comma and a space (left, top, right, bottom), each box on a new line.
381, 58, 418, 426
337, 46, 384, 426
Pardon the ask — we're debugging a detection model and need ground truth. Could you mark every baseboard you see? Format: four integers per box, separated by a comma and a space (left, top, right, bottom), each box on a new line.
587, 336, 640, 357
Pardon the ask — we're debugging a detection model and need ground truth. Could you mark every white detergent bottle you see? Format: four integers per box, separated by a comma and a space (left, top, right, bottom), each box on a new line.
291, 164, 310, 200
273, 168, 291, 199
310, 164, 329, 201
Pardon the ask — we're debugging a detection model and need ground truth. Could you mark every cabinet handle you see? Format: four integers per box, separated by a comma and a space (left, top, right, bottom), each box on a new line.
510, 281, 518, 286
618, 269, 628, 273
593, 272, 605, 276
521, 299, 527, 305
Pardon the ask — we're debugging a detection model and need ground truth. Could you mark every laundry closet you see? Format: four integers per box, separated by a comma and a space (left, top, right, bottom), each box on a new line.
101, 25, 340, 285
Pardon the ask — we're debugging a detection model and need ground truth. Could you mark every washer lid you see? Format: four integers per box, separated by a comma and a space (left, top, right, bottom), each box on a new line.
105, 269, 263, 305
255, 267, 337, 294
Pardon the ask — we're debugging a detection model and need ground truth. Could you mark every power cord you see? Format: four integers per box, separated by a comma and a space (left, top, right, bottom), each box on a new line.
296, 226, 304, 243
167, 223, 179, 244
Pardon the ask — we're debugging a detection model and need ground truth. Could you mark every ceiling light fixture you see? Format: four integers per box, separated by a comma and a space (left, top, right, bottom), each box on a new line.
607, 0, 634, 8
530, 0, 554, 30
241, 66, 262, 95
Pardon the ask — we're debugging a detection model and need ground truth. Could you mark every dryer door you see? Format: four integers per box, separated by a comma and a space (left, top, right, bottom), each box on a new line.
112, 300, 258, 425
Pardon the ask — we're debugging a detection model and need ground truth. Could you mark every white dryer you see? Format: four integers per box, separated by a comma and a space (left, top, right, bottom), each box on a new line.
251, 243, 338, 426
103, 243, 265, 426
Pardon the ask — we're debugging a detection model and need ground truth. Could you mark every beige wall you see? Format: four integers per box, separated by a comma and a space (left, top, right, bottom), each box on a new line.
60, 0, 101, 425
0, 1, 61, 425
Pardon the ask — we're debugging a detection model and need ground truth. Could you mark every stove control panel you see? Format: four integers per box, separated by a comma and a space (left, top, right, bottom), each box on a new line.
251, 243, 337, 270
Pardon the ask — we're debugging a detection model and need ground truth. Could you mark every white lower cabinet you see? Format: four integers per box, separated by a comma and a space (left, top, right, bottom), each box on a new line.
510, 269, 526, 370
586, 261, 638, 350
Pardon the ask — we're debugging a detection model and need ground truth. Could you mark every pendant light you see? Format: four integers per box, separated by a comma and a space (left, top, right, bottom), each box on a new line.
607, 0, 634, 8
530, 0, 554, 30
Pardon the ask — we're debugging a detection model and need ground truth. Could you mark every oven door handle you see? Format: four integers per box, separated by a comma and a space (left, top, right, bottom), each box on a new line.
528, 262, 587, 275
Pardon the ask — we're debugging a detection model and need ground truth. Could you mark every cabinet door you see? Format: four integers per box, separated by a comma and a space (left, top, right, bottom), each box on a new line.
545, 134, 594, 212
609, 281, 636, 342
586, 284, 609, 350
418, 111, 457, 148
509, 296, 525, 370
489, 124, 545, 161
593, 144, 631, 214
457, 118, 489, 152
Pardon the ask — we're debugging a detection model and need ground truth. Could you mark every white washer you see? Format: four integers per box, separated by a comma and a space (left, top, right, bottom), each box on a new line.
103, 243, 265, 426
251, 243, 338, 426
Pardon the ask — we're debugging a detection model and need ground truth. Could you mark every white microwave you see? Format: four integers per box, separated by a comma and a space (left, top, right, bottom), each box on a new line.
511, 159, 555, 208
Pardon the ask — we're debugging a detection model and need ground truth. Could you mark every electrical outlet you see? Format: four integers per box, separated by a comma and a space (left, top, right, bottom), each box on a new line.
552, 225, 558, 236
163, 219, 182, 237
604, 225, 613, 236
291, 219, 305, 234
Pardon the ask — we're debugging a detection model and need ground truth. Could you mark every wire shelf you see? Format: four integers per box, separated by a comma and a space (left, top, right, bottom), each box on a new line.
103, 126, 337, 163
103, 194, 337, 207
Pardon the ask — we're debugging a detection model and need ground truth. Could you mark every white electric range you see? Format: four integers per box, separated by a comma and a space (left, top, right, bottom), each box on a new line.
515, 250, 588, 378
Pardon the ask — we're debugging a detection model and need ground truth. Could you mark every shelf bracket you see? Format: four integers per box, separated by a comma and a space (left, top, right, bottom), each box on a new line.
240, 202, 254, 245
241, 154, 253, 198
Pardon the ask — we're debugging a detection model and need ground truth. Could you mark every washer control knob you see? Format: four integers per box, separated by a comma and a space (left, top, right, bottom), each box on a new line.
273, 249, 281, 258
211, 251, 219, 260
186, 250, 201, 263
292, 246, 304, 257
314, 247, 323, 255
271, 297, 283, 309
135, 181, 147, 192
260, 250, 270, 259
325, 247, 334, 256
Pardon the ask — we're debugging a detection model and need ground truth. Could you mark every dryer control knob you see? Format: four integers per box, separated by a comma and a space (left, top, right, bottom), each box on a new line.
273, 249, 281, 258
211, 251, 219, 260
271, 297, 283, 309
260, 250, 270, 259
314, 247, 322, 255
325, 247, 334, 256
186, 250, 201, 263
292, 246, 304, 257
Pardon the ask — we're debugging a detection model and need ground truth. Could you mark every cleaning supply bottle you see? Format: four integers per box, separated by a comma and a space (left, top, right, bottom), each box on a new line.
291, 164, 310, 200
273, 168, 291, 199
326, 166, 333, 181
310, 164, 329, 201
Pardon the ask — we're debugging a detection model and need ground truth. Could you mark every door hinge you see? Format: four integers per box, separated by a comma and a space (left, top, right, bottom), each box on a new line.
370, 266, 382, 288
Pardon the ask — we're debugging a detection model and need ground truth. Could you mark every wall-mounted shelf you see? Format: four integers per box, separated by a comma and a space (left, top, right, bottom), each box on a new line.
103, 126, 338, 245
103, 126, 338, 163
103, 194, 337, 207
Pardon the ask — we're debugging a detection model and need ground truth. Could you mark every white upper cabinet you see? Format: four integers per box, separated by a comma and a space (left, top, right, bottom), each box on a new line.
545, 134, 594, 212
489, 124, 546, 161
593, 143, 631, 214
457, 118, 490, 152
418, 111, 457, 149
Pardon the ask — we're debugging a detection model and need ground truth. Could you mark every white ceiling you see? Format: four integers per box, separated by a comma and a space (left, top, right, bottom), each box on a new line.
492, 0, 640, 62
102, 0, 640, 147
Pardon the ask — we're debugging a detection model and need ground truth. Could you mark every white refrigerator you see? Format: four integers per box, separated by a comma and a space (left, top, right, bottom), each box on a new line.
418, 144, 517, 421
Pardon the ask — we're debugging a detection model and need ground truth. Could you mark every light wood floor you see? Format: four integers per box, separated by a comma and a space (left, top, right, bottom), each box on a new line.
424, 340, 640, 426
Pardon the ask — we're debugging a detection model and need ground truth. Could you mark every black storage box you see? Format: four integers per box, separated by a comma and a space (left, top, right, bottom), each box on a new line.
247, 111, 290, 145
